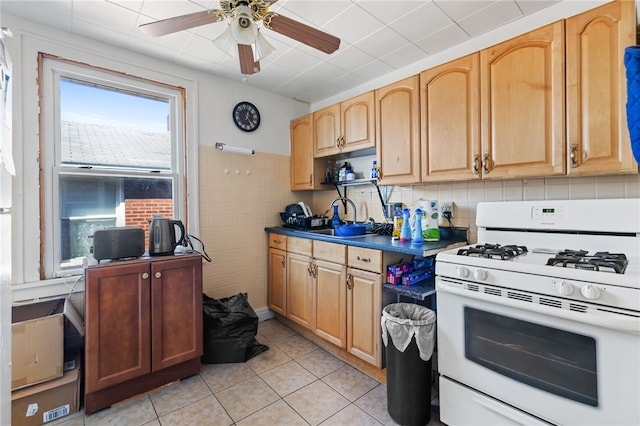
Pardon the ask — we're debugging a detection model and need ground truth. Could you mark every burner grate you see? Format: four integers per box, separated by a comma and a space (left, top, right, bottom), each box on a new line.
546, 250, 628, 274
458, 243, 528, 260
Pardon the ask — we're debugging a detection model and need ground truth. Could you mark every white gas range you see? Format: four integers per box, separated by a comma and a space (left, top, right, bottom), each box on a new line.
435, 198, 640, 426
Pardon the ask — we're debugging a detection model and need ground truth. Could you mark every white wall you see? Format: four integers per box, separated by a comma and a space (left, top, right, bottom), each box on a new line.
3, 13, 307, 301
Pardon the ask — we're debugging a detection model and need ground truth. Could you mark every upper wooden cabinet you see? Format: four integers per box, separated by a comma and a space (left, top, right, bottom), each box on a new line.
290, 114, 315, 190
314, 92, 375, 157
566, 0, 637, 175
420, 54, 481, 182
480, 21, 565, 179
375, 76, 421, 185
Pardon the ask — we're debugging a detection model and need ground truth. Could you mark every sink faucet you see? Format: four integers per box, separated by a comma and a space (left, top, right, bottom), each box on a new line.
329, 197, 357, 224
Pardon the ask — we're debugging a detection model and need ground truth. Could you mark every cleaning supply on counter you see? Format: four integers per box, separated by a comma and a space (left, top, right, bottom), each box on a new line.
391, 208, 403, 240
371, 160, 378, 179
331, 204, 341, 227
412, 208, 424, 245
400, 208, 412, 241
420, 200, 440, 241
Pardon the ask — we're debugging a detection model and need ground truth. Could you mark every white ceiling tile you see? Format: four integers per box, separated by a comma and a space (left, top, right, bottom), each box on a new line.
74, 1, 140, 33
326, 45, 377, 73
106, 0, 144, 13
389, 2, 455, 41
277, 0, 353, 28
433, 0, 494, 21
355, 0, 425, 25
515, 0, 560, 15
414, 23, 470, 55
458, 1, 522, 36
139, 0, 205, 21
355, 26, 409, 58
322, 3, 385, 45
269, 47, 327, 74
351, 58, 395, 81
179, 33, 228, 61
2, 0, 73, 32
380, 43, 429, 69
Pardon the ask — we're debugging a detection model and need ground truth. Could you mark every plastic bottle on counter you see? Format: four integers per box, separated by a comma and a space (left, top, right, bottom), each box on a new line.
331, 204, 342, 228
412, 208, 424, 245
400, 208, 412, 241
391, 208, 403, 240
371, 160, 378, 180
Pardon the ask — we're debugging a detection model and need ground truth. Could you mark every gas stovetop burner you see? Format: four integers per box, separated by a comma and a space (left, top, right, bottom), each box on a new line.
457, 243, 528, 260
546, 250, 628, 274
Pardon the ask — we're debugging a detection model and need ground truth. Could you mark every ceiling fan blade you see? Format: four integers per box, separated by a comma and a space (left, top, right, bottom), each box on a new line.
263, 13, 340, 54
238, 44, 260, 75
139, 9, 226, 37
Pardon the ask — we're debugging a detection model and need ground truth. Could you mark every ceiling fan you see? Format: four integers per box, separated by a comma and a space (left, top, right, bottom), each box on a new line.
139, 0, 341, 75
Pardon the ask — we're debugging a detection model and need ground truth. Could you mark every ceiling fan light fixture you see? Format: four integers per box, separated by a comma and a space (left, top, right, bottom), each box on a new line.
254, 30, 275, 61
231, 4, 257, 44
212, 25, 237, 58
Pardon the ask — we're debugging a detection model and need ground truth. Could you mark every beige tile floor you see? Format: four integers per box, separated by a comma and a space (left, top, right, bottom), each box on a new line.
52, 318, 444, 426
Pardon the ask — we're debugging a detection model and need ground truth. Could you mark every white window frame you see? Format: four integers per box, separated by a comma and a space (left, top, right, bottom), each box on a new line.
40, 55, 187, 279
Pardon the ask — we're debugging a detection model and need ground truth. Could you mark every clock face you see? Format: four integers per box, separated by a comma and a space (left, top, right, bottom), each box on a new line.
233, 101, 260, 132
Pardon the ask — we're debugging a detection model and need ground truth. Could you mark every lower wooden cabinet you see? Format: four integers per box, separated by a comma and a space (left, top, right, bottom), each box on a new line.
269, 235, 404, 367
84, 254, 203, 414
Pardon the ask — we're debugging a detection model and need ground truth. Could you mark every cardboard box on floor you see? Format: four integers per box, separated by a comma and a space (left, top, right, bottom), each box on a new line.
12, 298, 85, 390
11, 359, 81, 426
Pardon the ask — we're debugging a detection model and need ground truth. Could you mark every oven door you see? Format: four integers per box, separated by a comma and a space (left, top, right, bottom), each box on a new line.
436, 276, 640, 426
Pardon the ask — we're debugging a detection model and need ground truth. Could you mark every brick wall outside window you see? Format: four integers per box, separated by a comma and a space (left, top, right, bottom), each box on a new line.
125, 199, 173, 246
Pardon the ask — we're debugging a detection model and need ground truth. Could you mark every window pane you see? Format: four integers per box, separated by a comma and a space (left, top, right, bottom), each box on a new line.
59, 175, 173, 262
59, 78, 171, 170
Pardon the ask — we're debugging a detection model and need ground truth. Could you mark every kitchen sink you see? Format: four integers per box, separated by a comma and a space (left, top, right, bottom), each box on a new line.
301, 228, 370, 238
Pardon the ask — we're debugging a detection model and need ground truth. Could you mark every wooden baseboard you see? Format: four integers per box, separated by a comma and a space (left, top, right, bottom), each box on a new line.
274, 314, 387, 384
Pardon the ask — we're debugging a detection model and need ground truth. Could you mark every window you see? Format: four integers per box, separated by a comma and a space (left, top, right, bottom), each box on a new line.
40, 55, 187, 278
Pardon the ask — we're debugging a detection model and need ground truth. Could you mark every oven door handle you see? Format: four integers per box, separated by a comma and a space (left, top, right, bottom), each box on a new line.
470, 395, 552, 425
437, 280, 640, 335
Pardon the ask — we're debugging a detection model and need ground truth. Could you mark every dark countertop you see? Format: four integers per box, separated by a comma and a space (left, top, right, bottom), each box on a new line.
265, 226, 468, 257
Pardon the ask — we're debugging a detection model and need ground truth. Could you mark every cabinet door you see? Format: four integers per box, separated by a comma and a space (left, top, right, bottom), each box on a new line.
287, 252, 315, 329
314, 259, 347, 348
347, 268, 382, 367
566, 0, 636, 174
85, 262, 151, 393
376, 76, 421, 185
290, 114, 315, 190
421, 54, 481, 182
342, 91, 375, 153
314, 104, 341, 157
480, 22, 565, 179
151, 256, 203, 371
268, 247, 287, 316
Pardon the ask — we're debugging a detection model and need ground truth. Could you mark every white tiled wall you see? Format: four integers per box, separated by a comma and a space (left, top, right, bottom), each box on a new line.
199, 147, 639, 312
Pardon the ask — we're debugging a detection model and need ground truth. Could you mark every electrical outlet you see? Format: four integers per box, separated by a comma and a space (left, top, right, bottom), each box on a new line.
440, 201, 453, 218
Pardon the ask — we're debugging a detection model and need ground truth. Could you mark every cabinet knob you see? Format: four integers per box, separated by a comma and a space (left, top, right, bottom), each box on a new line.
155, 272, 162, 279
141, 272, 149, 279
570, 144, 579, 168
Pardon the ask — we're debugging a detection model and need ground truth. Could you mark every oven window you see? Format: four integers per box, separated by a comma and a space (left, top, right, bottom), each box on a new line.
464, 307, 598, 406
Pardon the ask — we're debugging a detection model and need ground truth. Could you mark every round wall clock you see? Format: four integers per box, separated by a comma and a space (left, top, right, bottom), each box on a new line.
232, 101, 260, 132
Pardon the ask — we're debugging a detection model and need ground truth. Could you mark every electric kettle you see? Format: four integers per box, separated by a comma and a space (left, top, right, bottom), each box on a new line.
148, 215, 185, 256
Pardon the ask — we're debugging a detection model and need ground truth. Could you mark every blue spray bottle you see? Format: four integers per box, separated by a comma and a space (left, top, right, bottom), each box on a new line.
412, 208, 424, 245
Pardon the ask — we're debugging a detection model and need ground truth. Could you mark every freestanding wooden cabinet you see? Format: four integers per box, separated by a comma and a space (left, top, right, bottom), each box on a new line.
290, 114, 316, 190
84, 254, 203, 414
565, 0, 636, 175
375, 76, 421, 185
420, 54, 481, 182
480, 22, 565, 179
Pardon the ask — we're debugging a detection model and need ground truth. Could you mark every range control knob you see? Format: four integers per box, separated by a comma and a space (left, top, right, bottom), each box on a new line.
456, 266, 470, 278
581, 285, 601, 300
474, 269, 488, 281
554, 280, 574, 296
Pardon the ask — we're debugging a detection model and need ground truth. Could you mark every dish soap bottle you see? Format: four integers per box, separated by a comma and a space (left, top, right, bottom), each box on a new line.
412, 208, 424, 245
371, 160, 378, 180
391, 208, 403, 240
400, 208, 412, 241
331, 204, 341, 228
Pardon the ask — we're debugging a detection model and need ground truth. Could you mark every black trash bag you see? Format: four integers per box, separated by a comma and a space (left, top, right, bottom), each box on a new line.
201, 292, 269, 364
